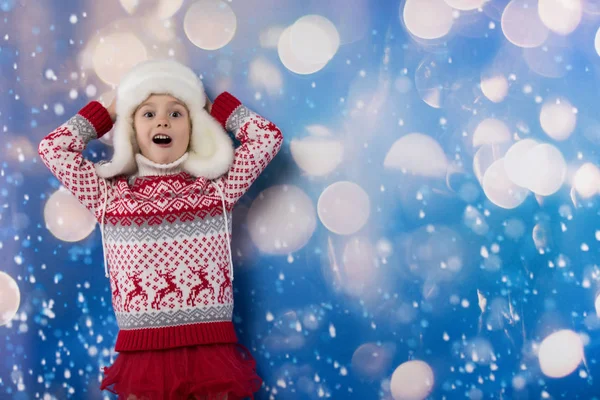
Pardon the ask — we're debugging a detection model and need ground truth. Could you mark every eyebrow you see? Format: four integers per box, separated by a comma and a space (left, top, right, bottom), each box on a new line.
139, 100, 186, 108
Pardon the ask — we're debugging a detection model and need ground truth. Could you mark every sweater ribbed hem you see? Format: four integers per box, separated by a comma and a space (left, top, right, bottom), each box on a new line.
114, 321, 238, 352
211, 92, 241, 130
78, 101, 113, 139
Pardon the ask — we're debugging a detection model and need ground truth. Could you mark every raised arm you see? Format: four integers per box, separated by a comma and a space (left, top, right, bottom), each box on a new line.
38, 101, 115, 223
210, 92, 283, 208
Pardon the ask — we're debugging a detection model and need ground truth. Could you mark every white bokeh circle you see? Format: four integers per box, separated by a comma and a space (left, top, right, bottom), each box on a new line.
573, 163, 600, 198
351, 342, 395, 380
482, 158, 529, 209
390, 360, 435, 400
540, 99, 577, 141
184, 0, 237, 50
472, 143, 511, 184
340, 237, 383, 298
402, 0, 454, 40
444, 0, 485, 10
92, 32, 148, 85
289, 15, 340, 66
526, 143, 567, 196
290, 125, 344, 177
384, 133, 448, 178
278, 25, 329, 74
503, 139, 539, 188
472, 118, 512, 148
154, 0, 185, 19
481, 75, 509, 103
0, 271, 20, 326
318, 182, 370, 235
501, 0, 549, 48
538, 330, 583, 378
538, 0, 582, 35
44, 188, 97, 242
247, 185, 317, 255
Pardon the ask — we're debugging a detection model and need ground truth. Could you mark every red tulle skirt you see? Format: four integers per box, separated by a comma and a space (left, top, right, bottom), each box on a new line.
100, 343, 262, 400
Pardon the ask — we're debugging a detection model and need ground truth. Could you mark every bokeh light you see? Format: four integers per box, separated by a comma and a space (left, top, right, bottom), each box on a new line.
154, 0, 185, 19
2, 136, 37, 167
184, 0, 237, 50
538, 0, 582, 35
526, 143, 567, 196
318, 181, 370, 235
6, 1, 600, 398
43, 188, 97, 242
483, 158, 529, 209
289, 15, 340, 66
503, 138, 539, 188
278, 26, 328, 75
118, 0, 138, 14
384, 133, 448, 178
277, 15, 340, 75
339, 236, 386, 298
0, 272, 20, 326
414, 57, 458, 109
538, 329, 584, 378
290, 125, 344, 177
473, 142, 511, 184
472, 118, 512, 148
532, 221, 552, 251
92, 32, 148, 85
247, 185, 317, 254
259, 25, 285, 49
573, 163, 600, 198
540, 98, 577, 141
480, 74, 509, 103
249, 56, 283, 95
390, 360, 435, 400
501, 0, 549, 48
119, 0, 186, 19
523, 43, 572, 79
444, 0, 485, 11
402, 0, 454, 40
351, 342, 396, 380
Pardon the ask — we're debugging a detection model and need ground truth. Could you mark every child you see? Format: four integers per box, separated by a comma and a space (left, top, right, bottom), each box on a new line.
38, 59, 283, 399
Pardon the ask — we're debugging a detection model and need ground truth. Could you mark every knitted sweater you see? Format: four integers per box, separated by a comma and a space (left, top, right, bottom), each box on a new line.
38, 93, 283, 351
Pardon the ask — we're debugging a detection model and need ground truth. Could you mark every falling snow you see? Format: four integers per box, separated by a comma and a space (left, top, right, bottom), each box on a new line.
0, 1, 599, 400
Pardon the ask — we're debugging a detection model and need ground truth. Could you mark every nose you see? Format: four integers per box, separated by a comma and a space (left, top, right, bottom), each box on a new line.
156, 117, 170, 128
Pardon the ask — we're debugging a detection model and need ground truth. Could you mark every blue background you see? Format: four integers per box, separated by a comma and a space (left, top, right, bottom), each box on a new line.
1, 0, 600, 399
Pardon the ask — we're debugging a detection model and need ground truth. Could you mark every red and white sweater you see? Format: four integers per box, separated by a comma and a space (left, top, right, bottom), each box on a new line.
38, 93, 283, 351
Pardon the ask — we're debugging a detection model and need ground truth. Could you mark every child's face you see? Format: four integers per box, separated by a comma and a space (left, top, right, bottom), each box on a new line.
133, 94, 191, 165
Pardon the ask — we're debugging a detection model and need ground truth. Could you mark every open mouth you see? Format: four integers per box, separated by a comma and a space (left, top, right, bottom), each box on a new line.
152, 134, 172, 145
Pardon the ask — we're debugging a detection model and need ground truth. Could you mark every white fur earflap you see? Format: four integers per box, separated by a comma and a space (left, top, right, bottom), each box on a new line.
182, 109, 234, 179
95, 118, 137, 178
95, 59, 234, 179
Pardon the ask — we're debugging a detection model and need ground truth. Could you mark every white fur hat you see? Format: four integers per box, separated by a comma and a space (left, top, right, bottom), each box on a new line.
95, 59, 234, 179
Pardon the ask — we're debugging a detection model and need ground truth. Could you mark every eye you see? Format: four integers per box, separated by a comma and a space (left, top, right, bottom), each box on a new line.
143, 111, 154, 118
170, 111, 182, 118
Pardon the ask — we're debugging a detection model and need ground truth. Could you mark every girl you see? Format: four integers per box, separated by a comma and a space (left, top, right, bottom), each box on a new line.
38, 59, 283, 399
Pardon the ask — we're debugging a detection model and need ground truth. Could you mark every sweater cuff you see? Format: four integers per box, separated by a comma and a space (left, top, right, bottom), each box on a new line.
78, 101, 113, 138
211, 92, 242, 130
